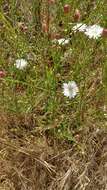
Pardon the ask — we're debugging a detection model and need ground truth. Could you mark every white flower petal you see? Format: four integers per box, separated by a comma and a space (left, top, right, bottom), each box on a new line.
72, 23, 87, 32
53, 38, 70, 45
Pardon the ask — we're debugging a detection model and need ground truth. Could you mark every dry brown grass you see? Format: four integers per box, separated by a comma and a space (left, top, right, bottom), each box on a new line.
0, 114, 107, 190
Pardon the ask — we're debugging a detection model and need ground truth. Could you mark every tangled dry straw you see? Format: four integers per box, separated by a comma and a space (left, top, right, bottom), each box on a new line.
0, 114, 107, 190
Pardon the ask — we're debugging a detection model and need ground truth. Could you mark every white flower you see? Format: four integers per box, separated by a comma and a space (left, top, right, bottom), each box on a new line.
84, 24, 103, 39
63, 81, 79, 99
15, 59, 28, 69
53, 38, 70, 45
72, 23, 87, 32
72, 23, 104, 39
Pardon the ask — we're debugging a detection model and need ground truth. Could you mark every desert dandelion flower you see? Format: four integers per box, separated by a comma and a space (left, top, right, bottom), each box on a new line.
85, 24, 103, 39
63, 81, 79, 99
15, 59, 28, 70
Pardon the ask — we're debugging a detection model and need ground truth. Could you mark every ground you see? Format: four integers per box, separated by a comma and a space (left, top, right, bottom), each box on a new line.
0, 0, 107, 189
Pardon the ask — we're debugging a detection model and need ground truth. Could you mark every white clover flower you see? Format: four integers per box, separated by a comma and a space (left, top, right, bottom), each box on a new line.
84, 24, 103, 39
72, 23, 87, 32
15, 59, 28, 69
53, 38, 70, 45
63, 81, 79, 99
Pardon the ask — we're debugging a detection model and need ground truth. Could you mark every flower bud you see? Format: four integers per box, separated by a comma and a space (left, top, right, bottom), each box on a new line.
42, 23, 48, 33
48, 0, 55, 4
102, 28, 107, 37
0, 71, 6, 78
74, 9, 81, 21
64, 4, 71, 14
